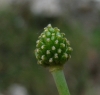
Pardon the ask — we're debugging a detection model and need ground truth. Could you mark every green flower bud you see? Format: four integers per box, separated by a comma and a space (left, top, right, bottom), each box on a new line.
35, 24, 73, 67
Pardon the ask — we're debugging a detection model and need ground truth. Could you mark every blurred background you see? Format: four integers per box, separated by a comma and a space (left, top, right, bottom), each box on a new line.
0, 0, 100, 95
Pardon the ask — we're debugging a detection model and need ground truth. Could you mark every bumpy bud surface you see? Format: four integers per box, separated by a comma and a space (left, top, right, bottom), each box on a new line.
35, 24, 73, 67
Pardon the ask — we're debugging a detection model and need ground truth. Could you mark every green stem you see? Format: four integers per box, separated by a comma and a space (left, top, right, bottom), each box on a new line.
50, 68, 70, 95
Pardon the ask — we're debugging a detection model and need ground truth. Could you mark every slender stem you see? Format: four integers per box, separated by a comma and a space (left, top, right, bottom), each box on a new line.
51, 68, 70, 95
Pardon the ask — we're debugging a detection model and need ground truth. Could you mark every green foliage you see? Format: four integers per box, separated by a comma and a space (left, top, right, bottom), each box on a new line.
91, 26, 100, 51
0, 10, 48, 94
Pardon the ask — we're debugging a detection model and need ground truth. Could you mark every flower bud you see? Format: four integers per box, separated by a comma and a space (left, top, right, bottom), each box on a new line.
35, 24, 73, 67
